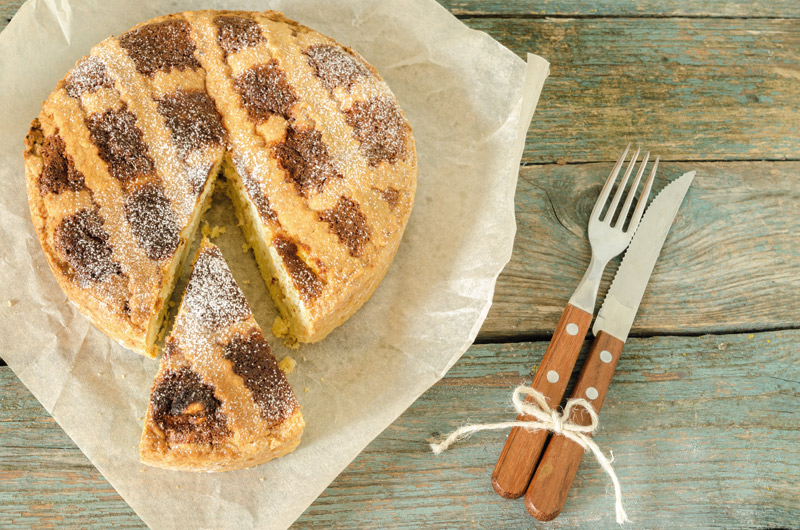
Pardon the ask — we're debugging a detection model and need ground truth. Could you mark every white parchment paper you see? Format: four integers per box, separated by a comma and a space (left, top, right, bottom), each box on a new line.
0, 0, 548, 527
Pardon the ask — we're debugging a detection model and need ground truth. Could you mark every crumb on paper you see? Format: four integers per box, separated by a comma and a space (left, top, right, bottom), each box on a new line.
209, 225, 226, 239
272, 315, 288, 338
7, 299, 16, 307
278, 355, 296, 374
302, 356, 307, 362
304, 387, 310, 393
718, 342, 728, 350
284, 337, 299, 349
259, 477, 265, 482
243, 279, 251, 285
242, 242, 251, 253
201, 221, 210, 238
320, 377, 325, 383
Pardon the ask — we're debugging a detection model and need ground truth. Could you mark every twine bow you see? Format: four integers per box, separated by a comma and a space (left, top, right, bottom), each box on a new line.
430, 385, 629, 524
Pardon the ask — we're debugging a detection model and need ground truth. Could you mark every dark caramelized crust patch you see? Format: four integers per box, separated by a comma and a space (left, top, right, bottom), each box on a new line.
151, 366, 231, 445
274, 126, 342, 197
65, 56, 113, 99
319, 196, 371, 257
305, 44, 369, 92
215, 14, 263, 57
157, 90, 227, 160
223, 330, 298, 425
183, 245, 251, 330
39, 134, 87, 195
124, 183, 180, 261
378, 187, 400, 209
118, 19, 201, 76
273, 235, 323, 301
345, 96, 408, 166
55, 209, 121, 283
234, 61, 297, 122
86, 105, 155, 184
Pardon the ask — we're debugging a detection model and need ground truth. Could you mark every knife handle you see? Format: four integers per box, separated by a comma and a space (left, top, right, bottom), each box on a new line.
525, 330, 625, 520
491, 303, 593, 499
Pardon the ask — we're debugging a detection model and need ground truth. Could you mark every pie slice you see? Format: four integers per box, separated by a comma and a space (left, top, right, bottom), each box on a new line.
139, 238, 304, 471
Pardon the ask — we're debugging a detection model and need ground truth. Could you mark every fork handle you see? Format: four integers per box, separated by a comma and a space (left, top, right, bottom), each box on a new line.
491, 303, 593, 499
525, 331, 625, 520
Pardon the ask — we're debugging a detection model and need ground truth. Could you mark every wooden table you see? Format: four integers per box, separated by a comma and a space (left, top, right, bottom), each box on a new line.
2, 1, 798, 528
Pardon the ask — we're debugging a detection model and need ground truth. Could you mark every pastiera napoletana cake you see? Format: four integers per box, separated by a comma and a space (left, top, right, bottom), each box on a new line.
24, 10, 416, 357
140, 239, 304, 471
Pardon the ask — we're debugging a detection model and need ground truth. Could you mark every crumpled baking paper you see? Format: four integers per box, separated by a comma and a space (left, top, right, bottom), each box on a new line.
0, 0, 548, 527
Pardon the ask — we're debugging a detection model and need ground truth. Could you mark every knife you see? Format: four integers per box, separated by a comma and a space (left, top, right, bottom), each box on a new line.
524, 170, 696, 521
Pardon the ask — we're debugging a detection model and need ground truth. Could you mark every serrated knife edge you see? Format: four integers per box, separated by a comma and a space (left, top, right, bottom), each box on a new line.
593, 170, 696, 341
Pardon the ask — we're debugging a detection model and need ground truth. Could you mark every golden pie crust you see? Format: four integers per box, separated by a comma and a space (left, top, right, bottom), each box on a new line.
24, 10, 416, 357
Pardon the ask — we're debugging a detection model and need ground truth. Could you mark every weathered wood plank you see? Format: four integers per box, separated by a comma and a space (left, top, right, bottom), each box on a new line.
439, 0, 800, 18
468, 17, 800, 164
3, 329, 797, 528
5, 0, 799, 30
479, 160, 800, 341
297, 329, 800, 528
0, 0, 22, 31
3, 7, 798, 164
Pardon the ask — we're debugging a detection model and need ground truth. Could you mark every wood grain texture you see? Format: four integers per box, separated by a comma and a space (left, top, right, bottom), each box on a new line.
526, 330, 625, 520
479, 160, 800, 340
467, 17, 800, 164
2, 329, 798, 529
0, 0, 21, 29
492, 303, 591, 498
439, 0, 800, 18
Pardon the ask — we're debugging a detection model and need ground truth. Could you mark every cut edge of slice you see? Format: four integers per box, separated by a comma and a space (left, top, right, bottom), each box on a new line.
143, 158, 224, 357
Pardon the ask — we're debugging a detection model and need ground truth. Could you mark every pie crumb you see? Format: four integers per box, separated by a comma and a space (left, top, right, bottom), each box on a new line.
278, 355, 296, 374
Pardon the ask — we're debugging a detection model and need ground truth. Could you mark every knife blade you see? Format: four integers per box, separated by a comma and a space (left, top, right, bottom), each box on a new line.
525, 170, 696, 521
593, 170, 696, 342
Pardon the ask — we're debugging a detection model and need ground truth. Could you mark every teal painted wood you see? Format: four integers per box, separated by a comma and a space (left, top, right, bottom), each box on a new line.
0, 0, 21, 28
2, 329, 798, 528
3, 8, 799, 165
438, 0, 800, 18
480, 160, 800, 340
468, 17, 800, 164
5, 0, 800, 25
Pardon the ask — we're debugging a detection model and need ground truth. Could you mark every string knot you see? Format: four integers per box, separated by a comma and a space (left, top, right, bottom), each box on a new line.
430, 385, 629, 524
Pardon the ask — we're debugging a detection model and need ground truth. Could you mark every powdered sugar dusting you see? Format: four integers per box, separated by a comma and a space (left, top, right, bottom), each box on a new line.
182, 245, 252, 330
304, 44, 370, 92
65, 56, 113, 99
223, 330, 298, 425
345, 96, 408, 166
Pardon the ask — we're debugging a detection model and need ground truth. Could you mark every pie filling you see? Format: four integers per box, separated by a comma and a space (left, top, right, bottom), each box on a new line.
145, 153, 316, 355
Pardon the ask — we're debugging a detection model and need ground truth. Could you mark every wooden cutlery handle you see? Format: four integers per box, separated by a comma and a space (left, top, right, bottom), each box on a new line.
491, 303, 593, 499
525, 331, 625, 520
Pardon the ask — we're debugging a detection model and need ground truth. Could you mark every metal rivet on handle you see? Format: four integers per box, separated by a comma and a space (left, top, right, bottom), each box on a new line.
546, 370, 559, 383
566, 323, 579, 336
600, 350, 613, 363
586, 387, 599, 400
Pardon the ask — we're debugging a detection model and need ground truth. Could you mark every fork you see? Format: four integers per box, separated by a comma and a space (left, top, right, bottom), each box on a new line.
491, 144, 657, 499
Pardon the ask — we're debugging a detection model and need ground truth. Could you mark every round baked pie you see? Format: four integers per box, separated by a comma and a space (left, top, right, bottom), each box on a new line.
23, 10, 417, 357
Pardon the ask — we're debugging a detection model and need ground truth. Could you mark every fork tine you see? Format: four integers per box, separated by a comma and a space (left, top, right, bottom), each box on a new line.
591, 143, 630, 220
604, 146, 641, 224
627, 155, 659, 233
615, 150, 650, 229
